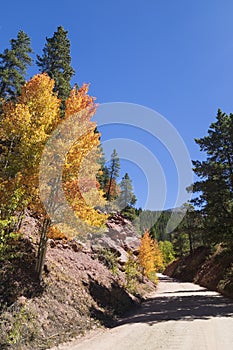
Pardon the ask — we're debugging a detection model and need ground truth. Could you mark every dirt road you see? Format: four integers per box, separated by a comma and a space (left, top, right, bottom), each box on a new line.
56, 274, 233, 350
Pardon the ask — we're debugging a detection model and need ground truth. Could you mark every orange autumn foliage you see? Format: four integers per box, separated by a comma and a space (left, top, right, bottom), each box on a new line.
104, 178, 120, 200
65, 83, 96, 118
62, 83, 107, 230
47, 226, 70, 241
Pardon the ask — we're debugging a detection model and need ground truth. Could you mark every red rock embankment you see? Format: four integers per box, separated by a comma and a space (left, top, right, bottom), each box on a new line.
164, 245, 233, 299
0, 213, 156, 350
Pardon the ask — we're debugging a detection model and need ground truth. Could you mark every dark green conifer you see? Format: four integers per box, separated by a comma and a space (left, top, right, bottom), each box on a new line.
37, 26, 75, 107
106, 149, 120, 201
0, 30, 32, 101
191, 109, 233, 245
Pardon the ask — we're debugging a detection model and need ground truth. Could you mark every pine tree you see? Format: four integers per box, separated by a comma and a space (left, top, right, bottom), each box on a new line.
171, 230, 190, 257
36, 26, 75, 106
171, 205, 204, 254
106, 149, 120, 201
0, 31, 32, 101
96, 145, 110, 194
191, 109, 233, 245
118, 173, 137, 209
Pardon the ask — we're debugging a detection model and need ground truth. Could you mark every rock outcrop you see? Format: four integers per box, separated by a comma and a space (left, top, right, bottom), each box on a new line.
92, 213, 141, 264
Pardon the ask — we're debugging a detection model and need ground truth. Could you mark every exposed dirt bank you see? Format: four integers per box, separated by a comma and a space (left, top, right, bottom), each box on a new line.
0, 213, 156, 350
164, 246, 233, 299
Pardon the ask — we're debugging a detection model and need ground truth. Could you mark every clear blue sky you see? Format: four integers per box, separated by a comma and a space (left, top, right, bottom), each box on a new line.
1, 0, 233, 210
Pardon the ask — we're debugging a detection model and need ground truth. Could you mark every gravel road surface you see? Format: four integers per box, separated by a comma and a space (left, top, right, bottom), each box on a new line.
54, 274, 233, 350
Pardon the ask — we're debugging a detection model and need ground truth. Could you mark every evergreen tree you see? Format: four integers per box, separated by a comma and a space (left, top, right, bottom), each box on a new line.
170, 205, 204, 254
150, 211, 171, 241
139, 210, 171, 239
139, 210, 161, 235
118, 173, 137, 209
106, 149, 120, 201
36, 26, 75, 106
171, 230, 190, 257
0, 31, 32, 101
96, 145, 110, 195
191, 109, 233, 245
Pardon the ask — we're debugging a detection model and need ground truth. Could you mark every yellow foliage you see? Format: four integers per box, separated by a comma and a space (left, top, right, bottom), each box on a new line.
47, 226, 70, 241
1, 74, 107, 240
19, 73, 61, 131
138, 230, 164, 280
0, 73, 61, 212
154, 240, 164, 272
138, 230, 155, 277
2, 73, 61, 141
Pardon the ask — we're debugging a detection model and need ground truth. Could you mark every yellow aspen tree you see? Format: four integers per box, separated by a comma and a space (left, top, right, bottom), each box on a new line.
0, 73, 60, 180
0, 74, 61, 278
1, 75, 107, 279
0, 73, 61, 216
138, 230, 156, 280
37, 82, 107, 277
153, 239, 164, 272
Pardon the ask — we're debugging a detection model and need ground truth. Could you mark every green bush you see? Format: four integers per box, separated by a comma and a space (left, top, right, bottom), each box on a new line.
0, 304, 39, 349
0, 219, 22, 261
96, 248, 119, 275
125, 252, 139, 294
158, 240, 175, 267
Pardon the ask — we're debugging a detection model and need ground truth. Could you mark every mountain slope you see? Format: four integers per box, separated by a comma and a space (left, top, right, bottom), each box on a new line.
0, 213, 156, 350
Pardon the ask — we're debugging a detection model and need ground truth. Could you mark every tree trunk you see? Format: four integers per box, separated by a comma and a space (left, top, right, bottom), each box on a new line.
35, 217, 51, 281
106, 174, 113, 201
188, 231, 193, 255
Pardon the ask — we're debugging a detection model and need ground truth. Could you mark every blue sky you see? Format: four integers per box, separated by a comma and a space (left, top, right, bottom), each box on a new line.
1, 0, 233, 210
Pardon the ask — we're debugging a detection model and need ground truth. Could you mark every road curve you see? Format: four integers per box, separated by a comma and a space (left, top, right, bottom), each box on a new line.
55, 274, 233, 350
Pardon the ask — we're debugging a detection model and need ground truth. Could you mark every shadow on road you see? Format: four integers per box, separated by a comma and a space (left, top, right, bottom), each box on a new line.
163, 290, 208, 294
117, 277, 233, 327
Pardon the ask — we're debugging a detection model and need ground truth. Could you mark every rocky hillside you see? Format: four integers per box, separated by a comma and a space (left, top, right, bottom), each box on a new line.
164, 245, 233, 299
0, 213, 156, 350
